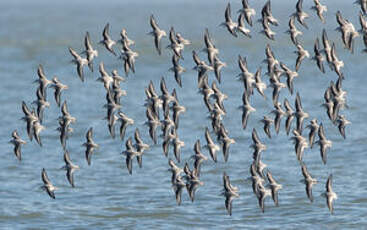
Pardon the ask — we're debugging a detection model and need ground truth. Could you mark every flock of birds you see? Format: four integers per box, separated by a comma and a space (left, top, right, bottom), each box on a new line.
9, 0, 366, 216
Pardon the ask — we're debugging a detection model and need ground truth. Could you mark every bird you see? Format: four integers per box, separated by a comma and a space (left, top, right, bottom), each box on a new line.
294, 42, 310, 71
256, 182, 272, 213
315, 123, 332, 164
300, 163, 318, 202
83, 127, 99, 166
32, 86, 50, 124
237, 12, 251, 38
323, 174, 337, 214
168, 159, 183, 184
311, 0, 327, 23
149, 15, 167, 55
260, 116, 274, 138
240, 91, 256, 130
191, 140, 208, 174
9, 130, 26, 161
33, 120, 45, 147
254, 67, 267, 99
222, 172, 239, 216
290, 129, 309, 162
169, 54, 186, 87
122, 137, 140, 174
306, 119, 319, 148
203, 28, 219, 65
117, 112, 134, 140
213, 56, 227, 84
41, 168, 57, 199
99, 23, 117, 56
284, 98, 295, 135
336, 115, 351, 139
34, 64, 52, 98
120, 39, 139, 75
145, 106, 161, 144
312, 37, 325, 73
266, 170, 282, 206
83, 31, 98, 72
204, 127, 220, 162
271, 102, 285, 135
286, 16, 302, 45
61, 151, 80, 187
261, 0, 279, 26
69, 47, 88, 82
50, 77, 68, 107
238, 0, 256, 27
220, 3, 238, 37
97, 62, 114, 91
118, 28, 135, 47
293, 0, 309, 29
294, 92, 309, 134
280, 62, 298, 95
21, 101, 38, 141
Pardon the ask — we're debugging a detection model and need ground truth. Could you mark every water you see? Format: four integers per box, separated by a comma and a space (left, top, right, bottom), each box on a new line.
0, 0, 366, 229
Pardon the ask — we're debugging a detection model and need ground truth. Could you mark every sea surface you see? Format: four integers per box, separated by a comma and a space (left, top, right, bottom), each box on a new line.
0, 0, 366, 229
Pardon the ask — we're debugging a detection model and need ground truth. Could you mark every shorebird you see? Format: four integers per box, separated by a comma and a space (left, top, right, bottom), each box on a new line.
97, 62, 114, 91
322, 29, 333, 64
134, 128, 150, 153
83, 31, 98, 72
237, 12, 251, 38
315, 123, 332, 164
117, 111, 134, 140
260, 116, 274, 139
266, 170, 282, 206
204, 127, 220, 162
250, 128, 267, 158
311, 0, 327, 23
237, 55, 255, 95
359, 11, 367, 33
168, 158, 183, 184
172, 96, 186, 129
21, 101, 38, 141
83, 127, 99, 166
256, 182, 272, 213
33, 120, 45, 147
261, 0, 279, 26
293, 0, 309, 29
192, 50, 213, 87
290, 129, 309, 162
306, 119, 319, 148
172, 175, 186, 206
213, 56, 227, 84
120, 40, 139, 76
254, 67, 267, 99
240, 91, 256, 130
284, 98, 295, 135
280, 62, 298, 95
222, 172, 239, 216
271, 102, 286, 134
286, 16, 302, 45
99, 23, 117, 56
169, 54, 186, 87
69, 47, 88, 82
118, 28, 135, 47
34, 64, 52, 98
50, 77, 68, 107
203, 28, 219, 65
336, 115, 351, 139
9, 130, 26, 161
61, 151, 80, 187
260, 17, 276, 40
300, 163, 317, 202
149, 15, 167, 55
41, 168, 57, 199
323, 174, 337, 214
238, 0, 256, 27
312, 37, 325, 73
191, 140, 208, 174
294, 42, 310, 71
32, 86, 50, 124
122, 137, 140, 174
220, 3, 238, 37
294, 92, 309, 134
166, 27, 183, 59
145, 106, 161, 144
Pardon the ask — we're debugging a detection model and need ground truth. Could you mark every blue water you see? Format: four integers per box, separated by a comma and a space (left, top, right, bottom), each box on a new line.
1, 0, 366, 229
